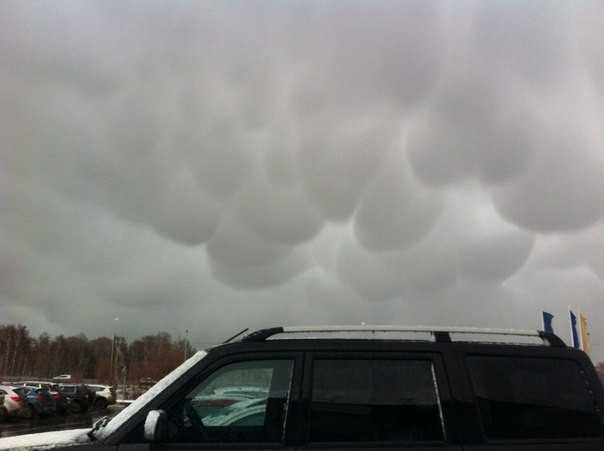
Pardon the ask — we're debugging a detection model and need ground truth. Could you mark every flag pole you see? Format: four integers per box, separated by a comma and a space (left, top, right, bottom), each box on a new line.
578, 309, 583, 351
569, 308, 580, 349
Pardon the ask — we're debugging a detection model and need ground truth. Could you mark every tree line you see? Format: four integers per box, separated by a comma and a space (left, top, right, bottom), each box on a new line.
2, 323, 603, 386
0, 323, 196, 384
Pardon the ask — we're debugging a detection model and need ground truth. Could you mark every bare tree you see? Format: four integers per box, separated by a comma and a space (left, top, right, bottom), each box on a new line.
0, 323, 196, 382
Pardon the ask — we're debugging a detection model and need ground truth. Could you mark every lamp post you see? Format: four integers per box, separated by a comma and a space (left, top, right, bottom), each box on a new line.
109, 317, 118, 385
184, 329, 189, 362
121, 366, 127, 402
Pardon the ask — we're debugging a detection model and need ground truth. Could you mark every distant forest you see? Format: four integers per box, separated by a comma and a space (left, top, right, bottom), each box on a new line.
2, 323, 603, 386
0, 323, 196, 384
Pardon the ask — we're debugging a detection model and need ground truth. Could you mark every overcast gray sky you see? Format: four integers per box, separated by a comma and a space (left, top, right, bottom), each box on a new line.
2, 0, 604, 362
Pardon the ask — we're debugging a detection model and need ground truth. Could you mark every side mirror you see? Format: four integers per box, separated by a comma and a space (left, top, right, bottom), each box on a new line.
144, 409, 168, 442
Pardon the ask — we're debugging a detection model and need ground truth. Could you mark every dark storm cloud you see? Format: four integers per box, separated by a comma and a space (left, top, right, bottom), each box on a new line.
1, 0, 604, 361
354, 151, 444, 252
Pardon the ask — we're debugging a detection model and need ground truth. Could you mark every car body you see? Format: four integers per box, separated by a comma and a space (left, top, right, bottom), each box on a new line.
86, 384, 115, 409
139, 377, 156, 388
0, 385, 30, 420
0, 326, 603, 450
57, 384, 90, 413
12, 381, 68, 414
20, 386, 56, 417
52, 374, 72, 381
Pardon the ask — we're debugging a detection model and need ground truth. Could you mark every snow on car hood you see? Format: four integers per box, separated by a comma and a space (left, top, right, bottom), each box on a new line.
0, 428, 91, 450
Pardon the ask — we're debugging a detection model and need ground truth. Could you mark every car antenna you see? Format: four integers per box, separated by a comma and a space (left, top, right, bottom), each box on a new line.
223, 327, 250, 343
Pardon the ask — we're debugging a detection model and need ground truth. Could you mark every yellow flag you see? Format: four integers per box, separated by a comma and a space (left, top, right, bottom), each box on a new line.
580, 314, 589, 353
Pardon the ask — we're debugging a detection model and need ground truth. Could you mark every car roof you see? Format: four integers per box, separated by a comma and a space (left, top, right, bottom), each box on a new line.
0, 385, 22, 391
194, 326, 592, 365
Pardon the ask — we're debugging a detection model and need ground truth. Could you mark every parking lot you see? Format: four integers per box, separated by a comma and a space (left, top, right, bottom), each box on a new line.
0, 404, 125, 438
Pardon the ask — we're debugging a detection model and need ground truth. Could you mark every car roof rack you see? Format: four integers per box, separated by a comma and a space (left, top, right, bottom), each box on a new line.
241, 326, 567, 347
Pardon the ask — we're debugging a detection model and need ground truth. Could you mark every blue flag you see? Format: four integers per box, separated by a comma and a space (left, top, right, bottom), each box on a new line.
542, 311, 554, 334
570, 310, 580, 348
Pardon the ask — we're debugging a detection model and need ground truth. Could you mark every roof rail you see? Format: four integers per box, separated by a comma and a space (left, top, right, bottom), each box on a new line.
240, 326, 567, 347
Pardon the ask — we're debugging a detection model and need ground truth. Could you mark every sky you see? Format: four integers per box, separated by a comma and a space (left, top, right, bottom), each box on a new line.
1, 1, 604, 362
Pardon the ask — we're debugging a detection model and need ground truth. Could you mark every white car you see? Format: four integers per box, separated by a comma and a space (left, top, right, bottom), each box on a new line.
52, 374, 72, 381
86, 385, 115, 409
0, 385, 30, 419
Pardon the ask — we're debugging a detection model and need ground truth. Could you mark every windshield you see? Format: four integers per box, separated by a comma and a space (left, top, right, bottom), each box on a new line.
90, 350, 208, 441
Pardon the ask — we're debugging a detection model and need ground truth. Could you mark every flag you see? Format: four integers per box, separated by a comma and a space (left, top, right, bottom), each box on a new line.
541, 311, 554, 334
570, 310, 580, 349
580, 313, 589, 353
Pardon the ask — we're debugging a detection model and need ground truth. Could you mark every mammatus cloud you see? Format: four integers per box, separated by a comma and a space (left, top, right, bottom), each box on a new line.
1, 1, 604, 361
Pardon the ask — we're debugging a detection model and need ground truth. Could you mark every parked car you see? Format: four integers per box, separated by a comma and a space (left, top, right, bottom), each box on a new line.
139, 377, 156, 388
57, 384, 90, 413
0, 385, 30, 420
0, 326, 603, 450
21, 386, 56, 417
12, 381, 68, 414
52, 374, 72, 381
86, 384, 115, 409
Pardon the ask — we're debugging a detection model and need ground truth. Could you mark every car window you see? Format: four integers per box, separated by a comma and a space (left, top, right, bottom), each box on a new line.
309, 359, 445, 443
13, 388, 25, 397
467, 356, 604, 440
165, 359, 294, 444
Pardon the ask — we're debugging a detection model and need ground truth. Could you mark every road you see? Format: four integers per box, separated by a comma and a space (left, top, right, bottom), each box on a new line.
0, 404, 125, 438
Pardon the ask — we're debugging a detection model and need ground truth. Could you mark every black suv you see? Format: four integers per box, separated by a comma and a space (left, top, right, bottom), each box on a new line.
58, 384, 91, 413
1, 326, 603, 450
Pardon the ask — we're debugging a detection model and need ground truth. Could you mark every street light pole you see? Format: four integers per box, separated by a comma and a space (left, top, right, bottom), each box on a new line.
184, 329, 189, 362
109, 317, 118, 385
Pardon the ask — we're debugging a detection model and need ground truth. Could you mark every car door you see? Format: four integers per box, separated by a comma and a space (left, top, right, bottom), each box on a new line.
298, 351, 463, 450
118, 352, 303, 450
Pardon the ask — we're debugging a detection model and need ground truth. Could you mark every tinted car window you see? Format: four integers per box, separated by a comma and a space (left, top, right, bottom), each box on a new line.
467, 356, 604, 440
165, 359, 294, 444
310, 359, 444, 443
12, 387, 25, 397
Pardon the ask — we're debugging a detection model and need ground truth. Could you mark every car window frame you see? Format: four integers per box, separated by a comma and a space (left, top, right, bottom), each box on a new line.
464, 352, 604, 444
300, 350, 459, 449
128, 350, 304, 450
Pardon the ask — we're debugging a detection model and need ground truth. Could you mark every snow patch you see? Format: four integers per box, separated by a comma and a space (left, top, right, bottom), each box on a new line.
0, 429, 90, 451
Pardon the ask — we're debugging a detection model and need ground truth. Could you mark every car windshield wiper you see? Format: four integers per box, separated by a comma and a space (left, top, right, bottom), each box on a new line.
87, 415, 111, 441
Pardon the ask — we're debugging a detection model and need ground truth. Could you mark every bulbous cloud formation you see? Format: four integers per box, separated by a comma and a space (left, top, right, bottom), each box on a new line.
1, 1, 604, 359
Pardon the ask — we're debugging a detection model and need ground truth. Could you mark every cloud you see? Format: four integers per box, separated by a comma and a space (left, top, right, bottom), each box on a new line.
149, 166, 223, 246
457, 231, 534, 281
492, 114, 604, 232
2, 0, 604, 362
236, 169, 324, 245
354, 151, 444, 251
405, 74, 538, 186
